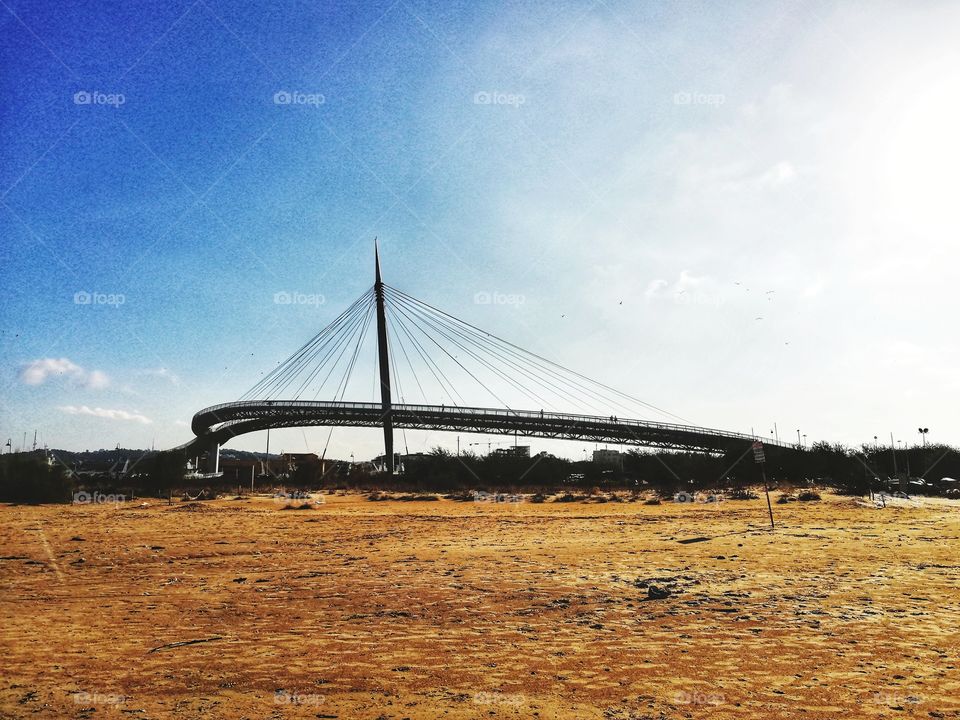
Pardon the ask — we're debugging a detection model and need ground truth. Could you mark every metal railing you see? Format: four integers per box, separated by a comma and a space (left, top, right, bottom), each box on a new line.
193, 399, 790, 448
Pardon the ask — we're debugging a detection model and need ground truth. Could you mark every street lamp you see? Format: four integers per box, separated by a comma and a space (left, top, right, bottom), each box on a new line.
918, 427, 929, 448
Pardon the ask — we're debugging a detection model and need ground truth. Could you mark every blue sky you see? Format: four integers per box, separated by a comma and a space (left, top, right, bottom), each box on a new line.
2, 0, 958, 457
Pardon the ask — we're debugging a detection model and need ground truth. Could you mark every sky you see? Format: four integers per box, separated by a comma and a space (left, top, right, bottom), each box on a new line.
1, 0, 958, 459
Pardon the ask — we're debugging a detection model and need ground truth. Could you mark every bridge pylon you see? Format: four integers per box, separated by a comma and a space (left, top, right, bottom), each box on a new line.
374, 241, 394, 474
204, 442, 220, 474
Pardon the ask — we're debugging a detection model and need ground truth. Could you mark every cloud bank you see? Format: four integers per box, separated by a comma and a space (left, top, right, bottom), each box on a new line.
58, 405, 152, 424
20, 358, 109, 390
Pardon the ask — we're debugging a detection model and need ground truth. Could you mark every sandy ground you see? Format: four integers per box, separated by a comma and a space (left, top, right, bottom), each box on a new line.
1, 492, 959, 719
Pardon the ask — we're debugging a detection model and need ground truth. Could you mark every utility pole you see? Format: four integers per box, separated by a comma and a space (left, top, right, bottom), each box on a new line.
753, 441, 775, 530
890, 432, 898, 489
374, 241, 395, 475
265, 428, 271, 477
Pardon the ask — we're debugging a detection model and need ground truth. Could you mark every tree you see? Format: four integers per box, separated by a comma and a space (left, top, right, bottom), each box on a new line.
0, 453, 71, 503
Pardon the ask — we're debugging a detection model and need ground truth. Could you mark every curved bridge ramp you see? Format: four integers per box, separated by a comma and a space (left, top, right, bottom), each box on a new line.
179, 400, 784, 457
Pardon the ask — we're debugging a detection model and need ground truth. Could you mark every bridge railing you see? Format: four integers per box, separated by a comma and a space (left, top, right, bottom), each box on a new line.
195, 399, 790, 448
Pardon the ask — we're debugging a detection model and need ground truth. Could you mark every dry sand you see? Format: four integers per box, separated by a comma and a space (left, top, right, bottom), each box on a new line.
1, 492, 959, 719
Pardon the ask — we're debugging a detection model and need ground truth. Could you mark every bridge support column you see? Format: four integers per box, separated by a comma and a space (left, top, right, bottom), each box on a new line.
205, 442, 220, 474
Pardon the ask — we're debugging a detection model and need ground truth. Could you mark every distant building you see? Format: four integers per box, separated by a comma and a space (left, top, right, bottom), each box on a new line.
281, 453, 328, 482
492, 445, 530, 458
592, 449, 623, 470
372, 453, 405, 473
218, 456, 260, 483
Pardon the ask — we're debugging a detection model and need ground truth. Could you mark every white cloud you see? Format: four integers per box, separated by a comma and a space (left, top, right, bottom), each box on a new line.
756, 161, 797, 187
644, 278, 669, 298
138, 367, 181, 385
58, 405, 152, 424
84, 370, 110, 389
20, 358, 110, 389
645, 271, 721, 307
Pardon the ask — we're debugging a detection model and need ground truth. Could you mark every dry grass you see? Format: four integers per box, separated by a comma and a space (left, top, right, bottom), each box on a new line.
1, 492, 959, 719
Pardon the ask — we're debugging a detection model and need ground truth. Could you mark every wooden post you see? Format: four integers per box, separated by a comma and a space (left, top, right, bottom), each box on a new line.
753, 441, 774, 530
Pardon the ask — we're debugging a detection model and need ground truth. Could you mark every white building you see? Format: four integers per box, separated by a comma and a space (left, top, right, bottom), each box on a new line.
592, 449, 623, 470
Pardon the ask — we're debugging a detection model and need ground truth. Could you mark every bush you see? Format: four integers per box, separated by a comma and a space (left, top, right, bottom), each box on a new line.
0, 453, 71, 503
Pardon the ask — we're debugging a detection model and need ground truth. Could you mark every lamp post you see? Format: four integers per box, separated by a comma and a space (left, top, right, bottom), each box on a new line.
889, 432, 898, 490
918, 427, 929, 448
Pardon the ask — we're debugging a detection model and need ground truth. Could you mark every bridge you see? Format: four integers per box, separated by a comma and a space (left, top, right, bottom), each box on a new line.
176, 245, 789, 470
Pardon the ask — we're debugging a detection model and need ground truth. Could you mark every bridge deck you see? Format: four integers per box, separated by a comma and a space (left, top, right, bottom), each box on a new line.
181, 400, 787, 456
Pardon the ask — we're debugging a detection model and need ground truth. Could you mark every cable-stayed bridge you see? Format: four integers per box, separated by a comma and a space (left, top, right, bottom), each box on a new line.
177, 246, 787, 471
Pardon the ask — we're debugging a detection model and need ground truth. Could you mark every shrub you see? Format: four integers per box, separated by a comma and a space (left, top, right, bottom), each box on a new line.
0, 453, 71, 503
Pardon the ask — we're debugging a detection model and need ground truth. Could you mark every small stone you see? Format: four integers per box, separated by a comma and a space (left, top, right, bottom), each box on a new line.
648, 585, 671, 600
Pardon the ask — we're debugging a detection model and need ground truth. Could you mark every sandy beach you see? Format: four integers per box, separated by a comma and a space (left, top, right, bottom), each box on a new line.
2, 493, 958, 719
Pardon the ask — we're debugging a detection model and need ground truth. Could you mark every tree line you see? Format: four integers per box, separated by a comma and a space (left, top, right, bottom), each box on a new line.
2, 441, 958, 503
